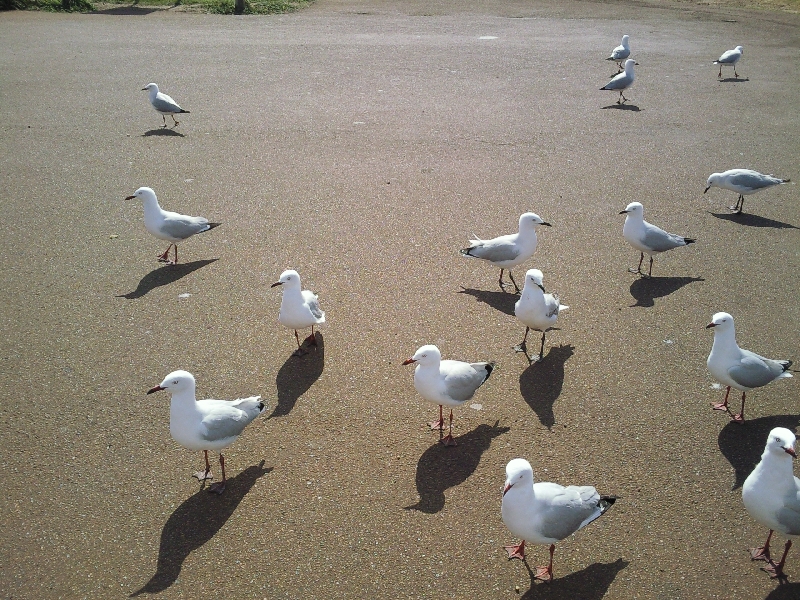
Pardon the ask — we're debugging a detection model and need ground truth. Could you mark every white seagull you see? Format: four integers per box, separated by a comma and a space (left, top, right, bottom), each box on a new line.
271, 269, 325, 356
402, 344, 494, 446
600, 59, 636, 104
713, 45, 743, 79
514, 269, 569, 363
742, 427, 800, 579
125, 186, 221, 265
619, 202, 695, 277
704, 169, 790, 214
501, 458, 617, 582
142, 83, 190, 128
606, 35, 631, 73
706, 312, 793, 423
460, 213, 551, 293
147, 370, 265, 494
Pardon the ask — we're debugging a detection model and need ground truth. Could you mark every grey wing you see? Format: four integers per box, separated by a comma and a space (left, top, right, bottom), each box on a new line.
466, 240, 521, 263
302, 290, 325, 319
611, 47, 629, 60
544, 294, 560, 318
152, 93, 183, 113
776, 478, 800, 536
442, 363, 489, 402
728, 351, 784, 388
538, 485, 601, 541
641, 223, 687, 252
717, 50, 738, 64
602, 73, 630, 90
729, 171, 784, 190
199, 405, 253, 442
161, 214, 210, 240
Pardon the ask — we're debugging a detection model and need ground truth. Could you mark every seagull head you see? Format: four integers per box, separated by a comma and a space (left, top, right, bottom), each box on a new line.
624, 58, 637, 71
705, 312, 734, 332
524, 269, 546, 293
619, 201, 643, 217
735, 45, 744, 54
621, 34, 630, 45
519, 212, 551, 231
142, 83, 159, 93
125, 186, 157, 202
271, 269, 302, 290
704, 173, 722, 194
766, 427, 797, 459
148, 369, 195, 395
402, 344, 441, 367
503, 458, 533, 496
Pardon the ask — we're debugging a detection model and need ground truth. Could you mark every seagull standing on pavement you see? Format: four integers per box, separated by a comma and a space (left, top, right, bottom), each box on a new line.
142, 83, 190, 128
619, 202, 695, 277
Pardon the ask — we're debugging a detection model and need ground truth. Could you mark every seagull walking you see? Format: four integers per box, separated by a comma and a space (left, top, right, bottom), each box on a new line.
125, 187, 220, 265
501, 458, 617, 582
706, 312, 793, 423
713, 45, 743, 78
600, 59, 636, 104
742, 427, 800, 579
271, 269, 325, 356
704, 169, 790, 214
147, 370, 265, 494
514, 269, 568, 363
142, 83, 190, 128
402, 345, 494, 446
619, 202, 695, 277
460, 213, 551, 293
606, 35, 631, 73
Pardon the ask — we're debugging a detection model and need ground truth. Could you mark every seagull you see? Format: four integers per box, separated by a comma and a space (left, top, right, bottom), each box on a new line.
271, 269, 325, 356
460, 213, 551, 293
600, 59, 636, 104
619, 202, 695, 277
742, 427, 800, 579
704, 169, 790, 214
606, 35, 631, 73
125, 187, 221, 265
142, 83, 189, 128
706, 312, 793, 423
402, 345, 494, 446
514, 269, 568, 363
713, 45, 743, 78
501, 458, 617, 582
147, 370, 265, 494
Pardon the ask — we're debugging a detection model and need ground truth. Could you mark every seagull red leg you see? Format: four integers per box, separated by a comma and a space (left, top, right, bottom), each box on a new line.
504, 539, 526, 560
507, 270, 521, 294
429, 405, 445, 431
750, 529, 774, 562
293, 330, 308, 356
304, 325, 318, 346
208, 454, 227, 494
533, 544, 556, 582
763, 539, 792, 579
629, 252, 644, 275
441, 409, 457, 446
732, 391, 746, 424
193, 450, 214, 481
711, 386, 731, 411
157, 244, 174, 263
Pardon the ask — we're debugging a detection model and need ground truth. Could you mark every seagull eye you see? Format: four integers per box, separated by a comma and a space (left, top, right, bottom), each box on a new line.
173, 380, 178, 384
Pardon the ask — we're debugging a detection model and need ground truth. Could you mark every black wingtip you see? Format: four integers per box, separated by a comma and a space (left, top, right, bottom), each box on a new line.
459, 248, 473, 257
180, 109, 190, 114
258, 402, 266, 411
206, 222, 222, 231
599, 495, 618, 512
484, 362, 497, 380
782, 360, 793, 372
684, 238, 696, 244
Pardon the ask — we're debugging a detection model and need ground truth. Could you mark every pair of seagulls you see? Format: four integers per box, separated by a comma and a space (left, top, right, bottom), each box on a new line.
603, 35, 637, 104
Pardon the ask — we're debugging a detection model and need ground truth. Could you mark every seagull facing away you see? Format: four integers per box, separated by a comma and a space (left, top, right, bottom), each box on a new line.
606, 34, 631, 73
704, 169, 790, 214
147, 370, 265, 494
600, 59, 636, 104
619, 202, 695, 277
142, 83, 189, 128
460, 213, 551, 293
271, 269, 325, 356
706, 312, 793, 424
125, 186, 221, 265
713, 45, 743, 78
402, 345, 494, 446
514, 269, 569, 363
742, 427, 800, 579
501, 458, 617, 582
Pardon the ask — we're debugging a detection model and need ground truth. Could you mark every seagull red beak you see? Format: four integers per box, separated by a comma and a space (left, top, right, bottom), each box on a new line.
401, 358, 417, 366
785, 446, 797, 458
706, 322, 716, 329
147, 385, 164, 395
503, 483, 513, 496
125, 195, 136, 200
270, 281, 283, 288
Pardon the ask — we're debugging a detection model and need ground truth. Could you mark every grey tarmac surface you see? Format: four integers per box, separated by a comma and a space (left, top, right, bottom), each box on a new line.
1, 0, 799, 598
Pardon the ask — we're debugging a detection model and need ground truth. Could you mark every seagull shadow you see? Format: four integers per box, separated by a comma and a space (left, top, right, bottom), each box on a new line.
93, 5, 162, 14
710, 212, 799, 230
519, 344, 574, 429
519, 558, 629, 599
719, 77, 749, 83
629, 276, 704, 308
404, 421, 510, 514
718, 414, 800, 490
601, 103, 641, 111
143, 128, 185, 137
457, 286, 517, 316
118, 259, 218, 299
269, 332, 325, 419
130, 461, 272, 597
765, 581, 800, 598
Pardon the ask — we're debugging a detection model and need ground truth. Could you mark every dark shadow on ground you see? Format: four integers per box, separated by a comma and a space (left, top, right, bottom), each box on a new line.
269, 332, 324, 419
710, 212, 798, 230
404, 422, 510, 514
765, 581, 800, 598
629, 276, 704, 308
718, 414, 800, 490
519, 344, 574, 429
601, 103, 640, 111
143, 128, 185, 137
93, 6, 162, 15
458, 286, 517, 316
118, 259, 218, 299
519, 557, 629, 599
719, 77, 750, 83
130, 461, 272, 596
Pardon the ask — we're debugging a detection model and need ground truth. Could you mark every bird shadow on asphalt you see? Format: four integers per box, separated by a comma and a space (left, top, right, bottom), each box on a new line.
457, 286, 517, 316
719, 77, 750, 83
142, 128, 185, 137
404, 421, 510, 514
269, 332, 324, 419
628, 276, 704, 308
717, 413, 800, 490
765, 581, 800, 598
601, 103, 641, 111
129, 461, 272, 597
518, 558, 629, 599
519, 344, 575, 429
709, 211, 799, 230
118, 259, 218, 299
